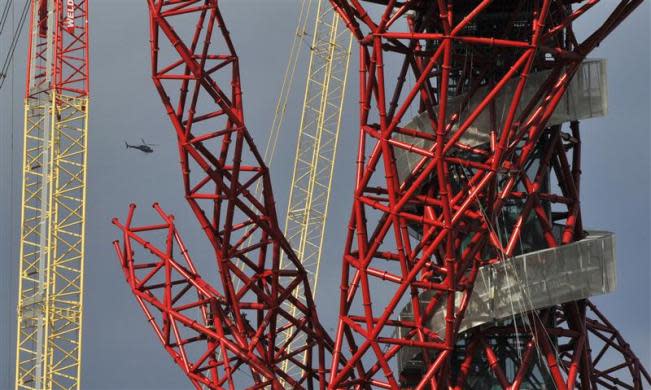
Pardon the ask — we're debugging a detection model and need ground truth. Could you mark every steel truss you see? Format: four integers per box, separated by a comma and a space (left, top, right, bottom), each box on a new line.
15, 0, 89, 389
279, 0, 353, 381
113, 1, 334, 388
113, 0, 649, 389
327, 0, 649, 388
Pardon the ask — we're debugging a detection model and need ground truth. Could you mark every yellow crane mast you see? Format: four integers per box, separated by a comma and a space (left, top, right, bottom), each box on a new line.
14, 0, 89, 389
277, 0, 353, 378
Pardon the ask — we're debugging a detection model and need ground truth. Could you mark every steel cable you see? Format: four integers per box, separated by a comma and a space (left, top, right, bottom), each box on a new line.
1, 1, 18, 386
0, 0, 14, 39
0, 0, 29, 92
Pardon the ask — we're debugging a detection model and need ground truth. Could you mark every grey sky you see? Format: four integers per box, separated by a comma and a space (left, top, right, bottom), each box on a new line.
1, 1, 649, 389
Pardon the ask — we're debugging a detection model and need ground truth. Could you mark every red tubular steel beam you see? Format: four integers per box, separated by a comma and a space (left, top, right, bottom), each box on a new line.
112, 0, 649, 389
113, 1, 337, 389
325, 0, 649, 388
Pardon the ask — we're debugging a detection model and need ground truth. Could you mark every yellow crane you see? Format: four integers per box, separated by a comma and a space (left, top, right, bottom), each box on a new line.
274, 0, 353, 379
14, 1, 89, 388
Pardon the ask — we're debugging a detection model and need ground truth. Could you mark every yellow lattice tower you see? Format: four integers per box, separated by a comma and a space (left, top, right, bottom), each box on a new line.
15, 0, 89, 389
278, 0, 352, 379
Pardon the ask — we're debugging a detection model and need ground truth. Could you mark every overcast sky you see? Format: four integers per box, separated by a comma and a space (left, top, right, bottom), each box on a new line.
0, 1, 649, 389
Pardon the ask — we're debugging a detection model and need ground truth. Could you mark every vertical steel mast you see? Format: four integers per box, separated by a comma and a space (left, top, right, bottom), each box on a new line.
279, 0, 352, 379
15, 0, 89, 388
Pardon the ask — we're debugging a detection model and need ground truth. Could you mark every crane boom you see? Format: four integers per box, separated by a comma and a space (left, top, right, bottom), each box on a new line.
277, 0, 352, 379
14, 0, 89, 388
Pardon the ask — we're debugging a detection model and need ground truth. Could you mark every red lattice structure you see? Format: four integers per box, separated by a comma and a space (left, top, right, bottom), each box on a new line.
112, 2, 333, 388
113, 0, 649, 389
325, 1, 649, 388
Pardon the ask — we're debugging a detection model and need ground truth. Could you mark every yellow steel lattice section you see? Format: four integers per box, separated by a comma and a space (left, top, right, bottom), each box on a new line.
15, 95, 56, 390
279, 0, 352, 378
15, 93, 88, 390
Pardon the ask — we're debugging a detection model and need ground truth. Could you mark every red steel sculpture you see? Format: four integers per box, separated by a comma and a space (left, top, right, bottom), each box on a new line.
112, 0, 650, 389
326, 0, 649, 389
112, 1, 334, 388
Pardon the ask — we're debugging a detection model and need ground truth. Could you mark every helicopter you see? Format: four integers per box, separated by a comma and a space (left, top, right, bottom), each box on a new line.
125, 138, 157, 153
